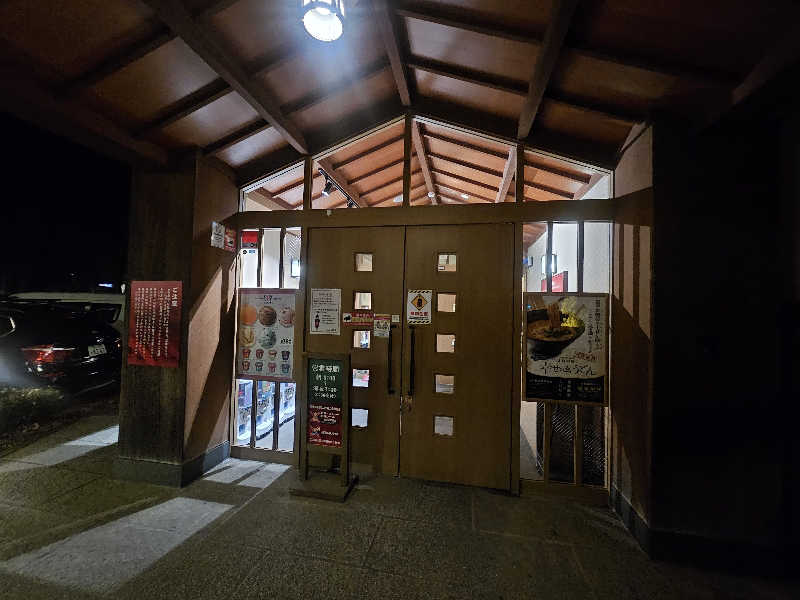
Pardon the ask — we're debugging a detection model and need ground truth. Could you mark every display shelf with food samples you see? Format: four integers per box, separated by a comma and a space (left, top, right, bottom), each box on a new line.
237, 289, 296, 381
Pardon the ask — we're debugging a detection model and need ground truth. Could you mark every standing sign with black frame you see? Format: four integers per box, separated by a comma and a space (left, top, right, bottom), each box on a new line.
292, 352, 357, 500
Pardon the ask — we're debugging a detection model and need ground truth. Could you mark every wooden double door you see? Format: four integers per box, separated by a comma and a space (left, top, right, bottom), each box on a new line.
305, 224, 513, 490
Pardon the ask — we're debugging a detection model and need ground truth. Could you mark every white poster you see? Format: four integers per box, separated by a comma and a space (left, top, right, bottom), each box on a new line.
373, 313, 391, 338
525, 295, 607, 403
407, 289, 432, 324
237, 288, 296, 381
210, 221, 225, 249
310, 288, 341, 335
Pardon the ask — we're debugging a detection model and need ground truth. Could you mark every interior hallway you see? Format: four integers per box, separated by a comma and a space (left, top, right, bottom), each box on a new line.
0, 417, 795, 600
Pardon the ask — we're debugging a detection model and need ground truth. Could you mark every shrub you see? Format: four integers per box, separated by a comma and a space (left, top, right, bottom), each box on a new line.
0, 386, 67, 433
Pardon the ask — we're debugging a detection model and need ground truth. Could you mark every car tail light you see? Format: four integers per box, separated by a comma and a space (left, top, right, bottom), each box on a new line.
21, 345, 76, 364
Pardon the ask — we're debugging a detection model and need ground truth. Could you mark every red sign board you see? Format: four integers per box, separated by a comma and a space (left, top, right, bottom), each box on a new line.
241, 230, 258, 248
308, 403, 342, 447
540, 271, 568, 293
127, 281, 182, 368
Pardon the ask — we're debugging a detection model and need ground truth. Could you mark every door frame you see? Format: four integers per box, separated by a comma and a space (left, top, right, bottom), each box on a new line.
232, 197, 616, 495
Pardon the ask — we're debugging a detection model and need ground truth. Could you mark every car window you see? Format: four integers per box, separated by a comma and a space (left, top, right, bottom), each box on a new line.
0, 315, 15, 337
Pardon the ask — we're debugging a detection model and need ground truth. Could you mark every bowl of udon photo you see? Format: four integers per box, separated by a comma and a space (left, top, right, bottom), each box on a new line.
526, 299, 586, 360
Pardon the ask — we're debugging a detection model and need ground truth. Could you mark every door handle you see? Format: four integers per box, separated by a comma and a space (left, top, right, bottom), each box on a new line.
409, 325, 416, 397
387, 324, 396, 395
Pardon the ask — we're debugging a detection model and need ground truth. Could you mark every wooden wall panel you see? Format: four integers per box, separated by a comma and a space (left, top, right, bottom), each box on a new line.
119, 161, 195, 463
184, 157, 239, 461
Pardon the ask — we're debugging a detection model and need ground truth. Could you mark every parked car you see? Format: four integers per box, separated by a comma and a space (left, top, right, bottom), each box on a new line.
0, 299, 122, 394
9, 292, 125, 333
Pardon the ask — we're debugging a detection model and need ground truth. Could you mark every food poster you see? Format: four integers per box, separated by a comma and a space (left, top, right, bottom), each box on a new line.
309, 288, 341, 335
307, 357, 344, 448
127, 281, 182, 368
525, 295, 607, 403
237, 289, 296, 381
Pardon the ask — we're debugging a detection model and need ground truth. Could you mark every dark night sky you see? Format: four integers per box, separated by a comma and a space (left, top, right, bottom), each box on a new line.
0, 111, 131, 294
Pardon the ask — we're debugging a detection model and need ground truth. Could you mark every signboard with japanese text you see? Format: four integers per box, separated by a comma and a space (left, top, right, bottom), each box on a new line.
406, 289, 432, 324
306, 356, 345, 448
237, 288, 296, 381
373, 314, 391, 338
127, 281, 182, 368
342, 310, 373, 327
525, 294, 607, 403
309, 288, 341, 335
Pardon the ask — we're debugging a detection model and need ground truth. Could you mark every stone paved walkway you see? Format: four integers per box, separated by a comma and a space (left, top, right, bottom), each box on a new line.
0, 415, 795, 599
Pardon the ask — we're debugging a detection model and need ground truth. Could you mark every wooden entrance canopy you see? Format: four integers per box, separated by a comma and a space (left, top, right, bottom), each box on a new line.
1, 0, 798, 188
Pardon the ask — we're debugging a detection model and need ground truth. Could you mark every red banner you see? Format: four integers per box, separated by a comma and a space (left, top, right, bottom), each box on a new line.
127, 281, 182, 368
540, 271, 568, 293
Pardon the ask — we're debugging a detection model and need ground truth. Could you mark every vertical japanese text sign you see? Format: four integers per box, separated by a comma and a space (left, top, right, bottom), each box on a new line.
306, 357, 345, 448
127, 281, 182, 368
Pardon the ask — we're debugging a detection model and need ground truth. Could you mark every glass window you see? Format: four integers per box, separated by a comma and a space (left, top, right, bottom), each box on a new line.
437, 253, 457, 272
283, 228, 301, 289
261, 228, 281, 288
552, 223, 578, 292
583, 222, 611, 293
352, 369, 370, 388
235, 379, 253, 447
354, 291, 372, 310
355, 253, 373, 272
254, 381, 275, 449
523, 223, 547, 293
437, 293, 456, 313
352, 409, 369, 428
436, 334, 455, 353
353, 330, 370, 349
435, 374, 454, 394
277, 382, 295, 452
434, 416, 454, 436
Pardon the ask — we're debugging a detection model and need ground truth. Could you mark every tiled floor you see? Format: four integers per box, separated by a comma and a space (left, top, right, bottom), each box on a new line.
0, 417, 796, 599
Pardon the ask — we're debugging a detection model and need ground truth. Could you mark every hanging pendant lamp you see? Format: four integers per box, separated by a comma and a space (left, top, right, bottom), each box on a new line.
301, 0, 345, 42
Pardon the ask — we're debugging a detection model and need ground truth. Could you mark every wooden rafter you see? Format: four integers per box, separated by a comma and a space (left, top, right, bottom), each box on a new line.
360, 169, 421, 197
204, 119, 271, 156
428, 152, 503, 179
518, 0, 580, 139
435, 184, 495, 204
249, 187, 295, 211
411, 120, 437, 204
333, 134, 405, 169
496, 147, 517, 203
407, 56, 642, 123
317, 157, 366, 207
349, 158, 404, 185
57, 28, 176, 96
143, 0, 308, 153
370, 0, 411, 106
396, 5, 738, 86
136, 79, 232, 137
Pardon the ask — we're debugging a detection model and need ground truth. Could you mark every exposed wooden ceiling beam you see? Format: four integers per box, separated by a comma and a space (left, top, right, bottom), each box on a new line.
431, 167, 497, 193
348, 158, 405, 185
333, 134, 405, 169
143, 0, 308, 153
518, 0, 579, 139
196, 0, 242, 21
408, 56, 642, 124
249, 187, 295, 211
572, 171, 604, 200
136, 79, 232, 137
272, 174, 318, 198
434, 183, 495, 204
367, 183, 426, 207
496, 147, 517, 203
521, 178, 574, 200
411, 121, 437, 204
57, 28, 176, 96
360, 169, 421, 197
370, 0, 411, 106
427, 152, 503, 178
436, 192, 469, 204
204, 118, 271, 156
700, 25, 800, 130
397, 5, 738, 86
317, 157, 366, 207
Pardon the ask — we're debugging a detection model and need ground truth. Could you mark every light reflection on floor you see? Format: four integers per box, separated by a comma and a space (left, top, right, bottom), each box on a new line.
0, 497, 232, 593
0, 425, 119, 474
203, 458, 289, 489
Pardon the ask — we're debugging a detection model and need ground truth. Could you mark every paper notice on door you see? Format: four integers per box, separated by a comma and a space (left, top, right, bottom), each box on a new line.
407, 289, 432, 324
310, 288, 341, 335
373, 314, 391, 338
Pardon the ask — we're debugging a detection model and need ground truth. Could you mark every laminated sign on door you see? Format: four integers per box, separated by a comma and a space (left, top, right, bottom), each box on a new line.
406, 289, 432, 324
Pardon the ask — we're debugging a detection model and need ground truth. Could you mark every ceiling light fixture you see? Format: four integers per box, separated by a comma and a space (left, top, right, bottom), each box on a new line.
301, 0, 345, 42
460, 193, 469, 200
427, 191, 435, 198
392, 196, 403, 203
321, 175, 334, 196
